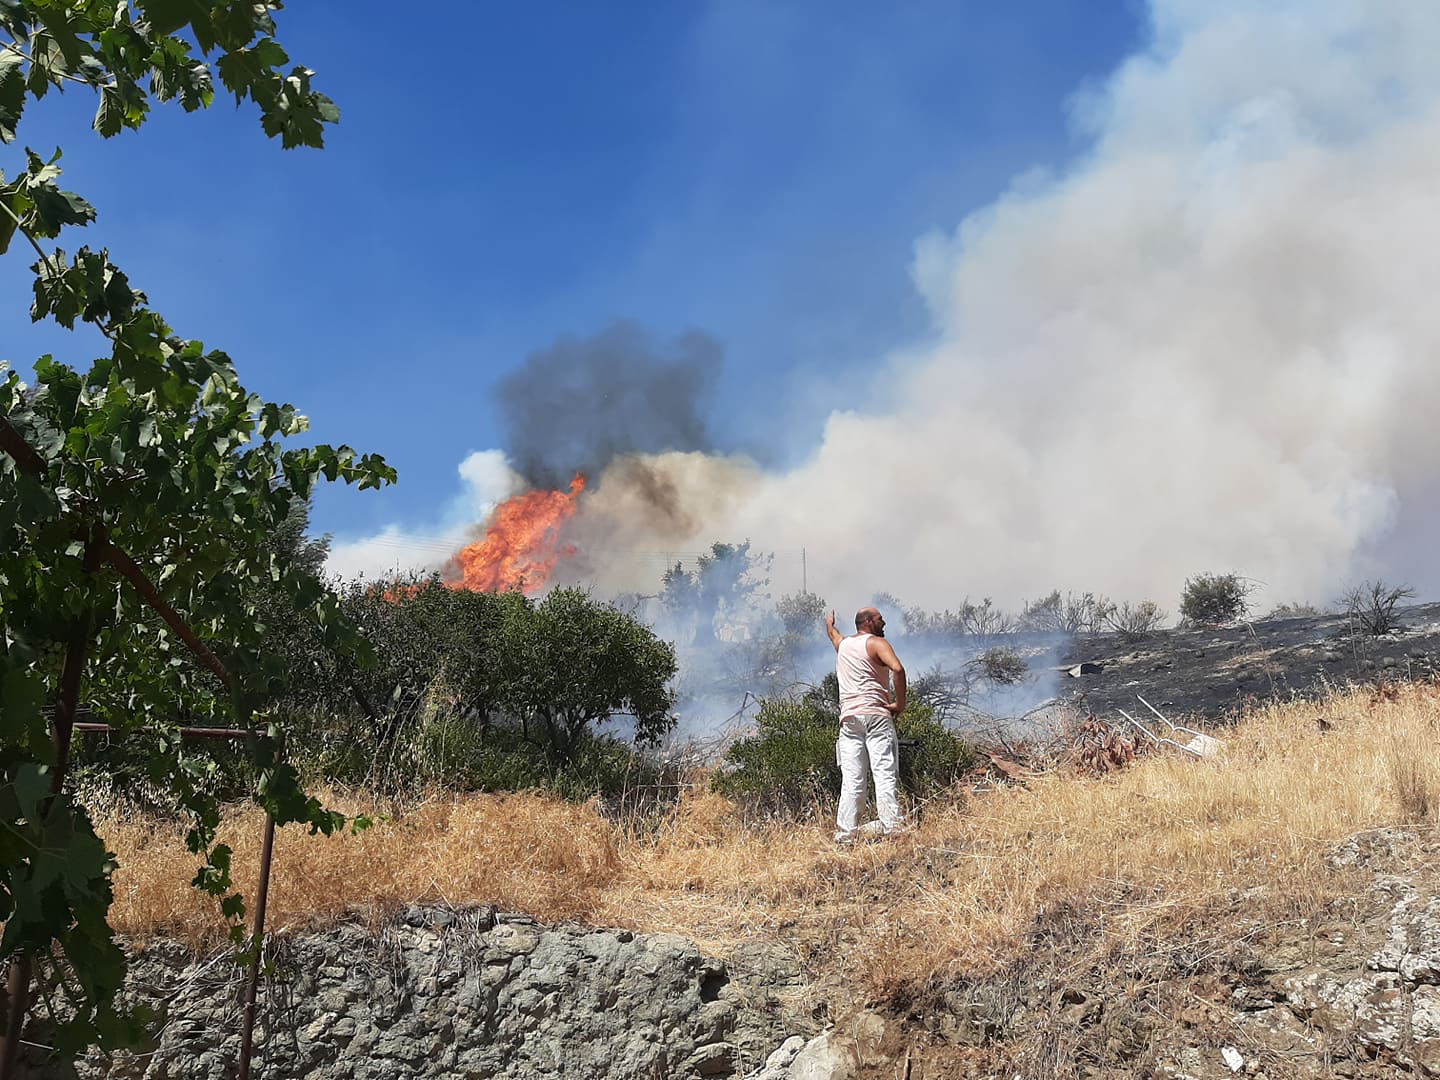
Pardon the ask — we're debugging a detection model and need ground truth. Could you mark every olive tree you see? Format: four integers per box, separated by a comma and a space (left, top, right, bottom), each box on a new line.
491, 587, 677, 763
277, 582, 678, 784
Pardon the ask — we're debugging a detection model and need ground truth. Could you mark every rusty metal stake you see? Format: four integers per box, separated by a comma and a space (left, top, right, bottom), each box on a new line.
237, 811, 276, 1080
69, 723, 280, 1080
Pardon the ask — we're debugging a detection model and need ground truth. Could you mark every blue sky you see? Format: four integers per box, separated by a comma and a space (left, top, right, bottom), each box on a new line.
2, 2, 1145, 539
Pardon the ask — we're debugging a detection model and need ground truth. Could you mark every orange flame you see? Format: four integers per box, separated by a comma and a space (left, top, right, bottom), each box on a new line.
446, 474, 586, 594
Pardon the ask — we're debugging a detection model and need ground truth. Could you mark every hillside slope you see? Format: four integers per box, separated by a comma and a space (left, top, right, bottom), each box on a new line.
93, 679, 1440, 1077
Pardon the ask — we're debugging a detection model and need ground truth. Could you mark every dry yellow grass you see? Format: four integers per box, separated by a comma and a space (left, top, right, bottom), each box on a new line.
98, 682, 1440, 994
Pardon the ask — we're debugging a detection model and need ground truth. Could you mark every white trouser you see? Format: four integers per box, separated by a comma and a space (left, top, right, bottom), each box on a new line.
835, 713, 903, 837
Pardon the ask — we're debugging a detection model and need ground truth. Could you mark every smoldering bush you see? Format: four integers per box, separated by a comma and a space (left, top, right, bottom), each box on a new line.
973, 646, 1027, 685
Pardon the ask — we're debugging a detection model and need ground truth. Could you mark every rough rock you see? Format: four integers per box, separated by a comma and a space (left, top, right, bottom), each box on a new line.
786, 1031, 854, 1080
742, 1035, 807, 1080
739, 1011, 886, 1080
1284, 877, 1440, 1075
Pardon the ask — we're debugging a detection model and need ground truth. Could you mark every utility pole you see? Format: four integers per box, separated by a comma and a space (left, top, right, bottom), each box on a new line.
802, 548, 807, 595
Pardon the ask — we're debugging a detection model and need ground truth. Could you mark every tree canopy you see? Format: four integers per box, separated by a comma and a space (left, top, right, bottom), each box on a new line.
289, 581, 679, 778
492, 586, 677, 761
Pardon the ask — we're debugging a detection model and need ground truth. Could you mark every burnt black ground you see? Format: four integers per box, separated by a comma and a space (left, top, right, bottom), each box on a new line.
1052, 600, 1440, 726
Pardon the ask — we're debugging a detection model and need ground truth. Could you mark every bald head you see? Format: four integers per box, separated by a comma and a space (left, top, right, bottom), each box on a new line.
855, 607, 884, 635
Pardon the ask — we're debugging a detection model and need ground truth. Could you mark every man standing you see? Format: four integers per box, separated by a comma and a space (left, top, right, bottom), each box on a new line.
825, 606, 907, 842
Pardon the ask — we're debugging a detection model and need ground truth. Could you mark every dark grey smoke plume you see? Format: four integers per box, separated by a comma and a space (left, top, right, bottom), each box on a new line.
496, 321, 719, 488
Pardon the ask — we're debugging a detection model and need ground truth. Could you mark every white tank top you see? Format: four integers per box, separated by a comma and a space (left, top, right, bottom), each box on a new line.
836, 634, 892, 719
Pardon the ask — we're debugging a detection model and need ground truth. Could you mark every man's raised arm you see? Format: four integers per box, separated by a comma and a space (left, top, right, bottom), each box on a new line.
824, 611, 844, 651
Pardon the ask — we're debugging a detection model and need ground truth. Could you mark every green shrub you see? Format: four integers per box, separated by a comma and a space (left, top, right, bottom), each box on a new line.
713, 691, 975, 818
1179, 572, 1252, 625
896, 708, 977, 800
412, 716, 686, 819
712, 695, 838, 817
71, 732, 255, 814
290, 699, 687, 818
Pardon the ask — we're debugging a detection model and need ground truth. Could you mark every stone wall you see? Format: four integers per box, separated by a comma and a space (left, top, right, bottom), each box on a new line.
23, 907, 823, 1080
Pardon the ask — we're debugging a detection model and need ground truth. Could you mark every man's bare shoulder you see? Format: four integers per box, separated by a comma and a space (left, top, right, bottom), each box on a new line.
867, 635, 902, 663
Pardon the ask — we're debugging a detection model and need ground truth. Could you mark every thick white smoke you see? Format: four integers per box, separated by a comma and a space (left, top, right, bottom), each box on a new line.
332, 0, 1440, 615
570, 0, 1440, 611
